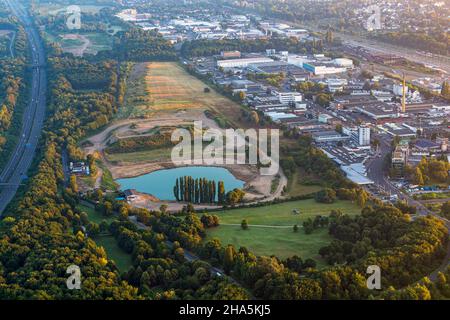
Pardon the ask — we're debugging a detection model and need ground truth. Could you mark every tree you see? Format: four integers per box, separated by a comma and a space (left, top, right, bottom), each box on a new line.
325, 29, 334, 43
70, 174, 78, 193
226, 188, 245, 205
86, 222, 100, 237
413, 167, 425, 186
103, 201, 113, 217
441, 81, 450, 98
119, 206, 129, 221
356, 189, 368, 208
315, 188, 336, 204
223, 245, 236, 273
250, 110, 260, 124
218, 181, 226, 204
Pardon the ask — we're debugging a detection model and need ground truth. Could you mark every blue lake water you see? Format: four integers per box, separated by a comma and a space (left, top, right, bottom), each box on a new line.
116, 166, 244, 200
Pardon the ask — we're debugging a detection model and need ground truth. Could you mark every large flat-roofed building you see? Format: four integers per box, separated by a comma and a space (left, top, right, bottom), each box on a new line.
264, 112, 298, 122
217, 57, 274, 68
247, 61, 305, 75
302, 62, 347, 75
312, 130, 350, 143
331, 95, 378, 109
341, 163, 374, 185
382, 123, 417, 138
356, 103, 399, 120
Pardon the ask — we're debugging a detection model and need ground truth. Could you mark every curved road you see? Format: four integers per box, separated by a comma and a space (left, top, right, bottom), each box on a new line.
0, 0, 46, 214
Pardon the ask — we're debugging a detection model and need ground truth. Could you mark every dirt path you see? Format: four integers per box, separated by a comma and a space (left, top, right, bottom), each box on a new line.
61, 34, 91, 57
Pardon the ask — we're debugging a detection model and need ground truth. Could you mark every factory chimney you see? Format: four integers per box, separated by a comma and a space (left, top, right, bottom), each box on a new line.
401, 74, 406, 113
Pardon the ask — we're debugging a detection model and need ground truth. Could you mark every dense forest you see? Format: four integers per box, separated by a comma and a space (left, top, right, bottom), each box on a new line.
0, 38, 139, 298
0, 4, 29, 168
111, 28, 177, 62
372, 32, 449, 56
181, 36, 323, 57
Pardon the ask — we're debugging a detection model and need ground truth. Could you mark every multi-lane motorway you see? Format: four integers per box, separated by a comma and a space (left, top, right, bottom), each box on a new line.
0, 0, 46, 214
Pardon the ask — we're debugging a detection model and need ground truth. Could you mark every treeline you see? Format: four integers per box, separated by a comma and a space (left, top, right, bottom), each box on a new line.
411, 157, 450, 186
180, 36, 323, 57
112, 28, 177, 62
108, 219, 249, 299
0, 6, 28, 168
373, 32, 449, 56
280, 134, 355, 189
49, 57, 117, 90
0, 33, 140, 298
173, 176, 225, 204
320, 205, 448, 288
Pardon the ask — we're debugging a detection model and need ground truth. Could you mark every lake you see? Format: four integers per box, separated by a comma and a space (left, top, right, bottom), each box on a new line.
116, 166, 244, 200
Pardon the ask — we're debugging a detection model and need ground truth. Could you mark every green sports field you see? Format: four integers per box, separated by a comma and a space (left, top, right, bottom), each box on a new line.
204, 199, 361, 266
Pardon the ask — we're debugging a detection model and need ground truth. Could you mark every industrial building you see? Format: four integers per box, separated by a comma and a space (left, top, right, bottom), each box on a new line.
342, 126, 371, 146
217, 57, 274, 68
271, 90, 303, 105
302, 62, 347, 75
356, 103, 399, 120
312, 131, 350, 143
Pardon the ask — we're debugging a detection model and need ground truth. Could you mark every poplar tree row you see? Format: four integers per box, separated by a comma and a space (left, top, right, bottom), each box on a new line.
173, 176, 226, 204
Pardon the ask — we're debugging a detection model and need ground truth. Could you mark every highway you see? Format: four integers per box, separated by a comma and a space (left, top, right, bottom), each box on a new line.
0, 0, 46, 214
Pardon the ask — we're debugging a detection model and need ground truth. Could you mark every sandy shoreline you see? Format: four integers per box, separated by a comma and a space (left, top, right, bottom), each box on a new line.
80, 61, 288, 208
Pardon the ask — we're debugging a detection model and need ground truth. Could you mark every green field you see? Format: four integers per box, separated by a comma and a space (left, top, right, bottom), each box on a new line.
204, 199, 361, 265
76, 204, 132, 272
76, 204, 116, 224
83, 33, 113, 54
95, 235, 133, 273
286, 171, 323, 197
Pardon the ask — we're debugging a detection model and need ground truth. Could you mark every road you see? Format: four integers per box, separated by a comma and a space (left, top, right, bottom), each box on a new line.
0, 0, 46, 214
